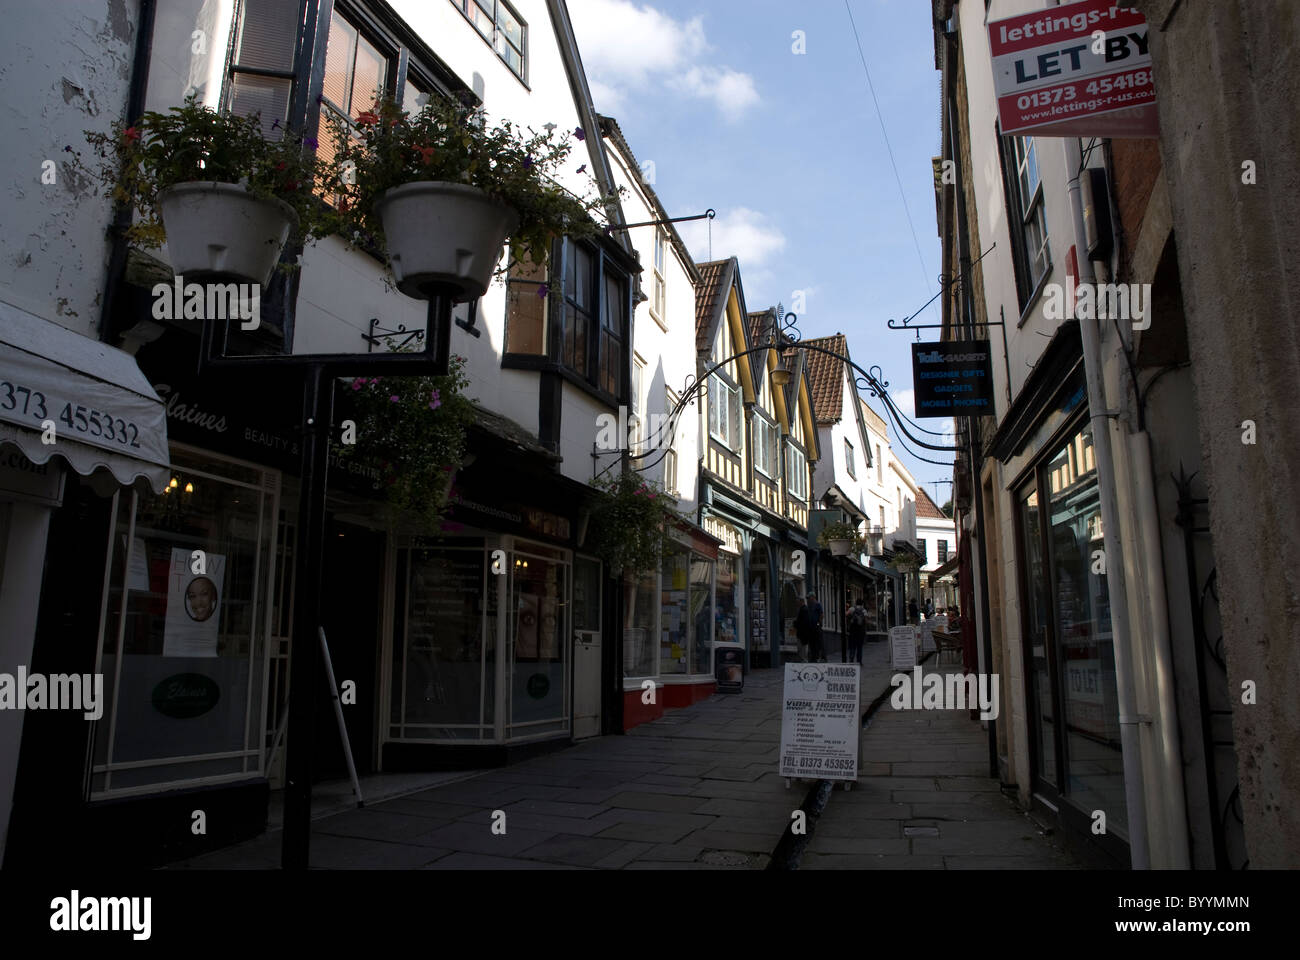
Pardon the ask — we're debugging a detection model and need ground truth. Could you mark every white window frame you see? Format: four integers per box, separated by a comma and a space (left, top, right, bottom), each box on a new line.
709, 372, 741, 451
652, 228, 667, 325
631, 354, 645, 454
785, 441, 808, 500
845, 438, 855, 479
754, 414, 778, 479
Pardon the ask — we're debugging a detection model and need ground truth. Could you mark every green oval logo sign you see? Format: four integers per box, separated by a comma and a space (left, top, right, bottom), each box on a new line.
526, 673, 550, 700
152, 673, 220, 719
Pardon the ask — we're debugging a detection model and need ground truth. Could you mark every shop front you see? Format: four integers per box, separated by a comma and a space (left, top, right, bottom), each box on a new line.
621, 519, 719, 729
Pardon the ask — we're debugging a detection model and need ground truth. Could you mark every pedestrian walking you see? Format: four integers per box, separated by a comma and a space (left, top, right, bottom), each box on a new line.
806, 592, 825, 661
908, 597, 919, 624
845, 598, 868, 665
794, 595, 813, 662
925, 598, 935, 619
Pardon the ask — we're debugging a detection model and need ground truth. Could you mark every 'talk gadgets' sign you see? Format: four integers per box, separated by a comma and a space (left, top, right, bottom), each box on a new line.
989, 1, 1158, 138
911, 341, 994, 418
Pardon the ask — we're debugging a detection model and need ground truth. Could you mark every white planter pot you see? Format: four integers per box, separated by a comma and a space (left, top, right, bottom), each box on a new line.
828, 538, 855, 557
158, 181, 297, 286
374, 182, 519, 301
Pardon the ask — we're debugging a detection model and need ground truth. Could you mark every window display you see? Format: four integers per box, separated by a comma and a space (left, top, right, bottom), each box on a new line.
714, 553, 739, 645
91, 445, 275, 794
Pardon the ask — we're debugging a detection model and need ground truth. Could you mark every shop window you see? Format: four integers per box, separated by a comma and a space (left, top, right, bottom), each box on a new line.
390, 542, 490, 741
623, 568, 657, 678
691, 554, 714, 675
714, 552, 739, 647
1018, 418, 1125, 832
91, 446, 277, 795
509, 544, 569, 738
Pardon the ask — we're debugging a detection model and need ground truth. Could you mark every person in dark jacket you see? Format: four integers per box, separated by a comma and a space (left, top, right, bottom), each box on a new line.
845, 598, 868, 665
908, 598, 919, 624
793, 596, 813, 661
806, 592, 825, 662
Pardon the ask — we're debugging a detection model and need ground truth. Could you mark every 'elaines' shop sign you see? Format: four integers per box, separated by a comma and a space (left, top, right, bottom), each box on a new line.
911, 341, 995, 418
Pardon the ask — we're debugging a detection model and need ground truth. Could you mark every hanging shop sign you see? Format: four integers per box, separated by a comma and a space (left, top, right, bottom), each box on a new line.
989, 0, 1158, 138
778, 663, 860, 782
911, 341, 994, 418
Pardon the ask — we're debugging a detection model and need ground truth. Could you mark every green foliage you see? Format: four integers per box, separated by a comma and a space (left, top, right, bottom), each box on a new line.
82, 94, 333, 253
587, 472, 688, 577
323, 94, 610, 274
817, 520, 862, 549
339, 354, 475, 530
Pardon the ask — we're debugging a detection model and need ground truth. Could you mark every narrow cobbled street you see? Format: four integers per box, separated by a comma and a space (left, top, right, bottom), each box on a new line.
178, 641, 1076, 870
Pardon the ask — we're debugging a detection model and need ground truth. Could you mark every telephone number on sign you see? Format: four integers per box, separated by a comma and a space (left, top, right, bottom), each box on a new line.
1, 380, 142, 448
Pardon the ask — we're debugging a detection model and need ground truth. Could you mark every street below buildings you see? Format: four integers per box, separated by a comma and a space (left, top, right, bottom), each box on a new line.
175, 641, 1077, 870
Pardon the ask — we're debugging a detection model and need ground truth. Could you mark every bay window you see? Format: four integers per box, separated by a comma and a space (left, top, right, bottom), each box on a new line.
503, 237, 634, 403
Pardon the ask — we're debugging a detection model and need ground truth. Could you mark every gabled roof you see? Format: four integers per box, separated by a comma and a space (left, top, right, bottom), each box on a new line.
695, 258, 733, 354
802, 334, 849, 424
916, 487, 949, 520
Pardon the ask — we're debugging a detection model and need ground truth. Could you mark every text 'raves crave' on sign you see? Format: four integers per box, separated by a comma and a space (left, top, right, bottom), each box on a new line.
988, 1, 1157, 138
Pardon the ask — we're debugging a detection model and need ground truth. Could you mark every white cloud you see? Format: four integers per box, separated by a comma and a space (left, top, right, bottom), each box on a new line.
570, 0, 759, 118
678, 206, 786, 267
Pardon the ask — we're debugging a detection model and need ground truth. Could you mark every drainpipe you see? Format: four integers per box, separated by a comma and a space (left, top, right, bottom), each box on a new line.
98, 0, 157, 345
1062, 136, 1150, 869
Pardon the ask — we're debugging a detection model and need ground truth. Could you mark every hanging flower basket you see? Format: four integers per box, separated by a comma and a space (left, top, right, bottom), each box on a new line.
82, 94, 331, 284
326, 94, 609, 300
337, 353, 475, 529
588, 473, 688, 579
373, 181, 518, 300
158, 182, 298, 285
818, 520, 863, 557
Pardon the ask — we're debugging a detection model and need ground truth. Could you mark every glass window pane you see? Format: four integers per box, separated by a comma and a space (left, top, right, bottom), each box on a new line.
1047, 422, 1124, 831
691, 556, 714, 674
228, 74, 292, 140
235, 0, 301, 71
351, 33, 388, 119
661, 547, 688, 674
469, 0, 495, 39
506, 256, 548, 355
498, 39, 523, 76
322, 12, 356, 113
510, 550, 567, 731
395, 546, 487, 739
402, 76, 430, 116
623, 570, 657, 677
569, 245, 592, 308
1020, 485, 1055, 785
603, 273, 623, 330
497, 3, 524, 49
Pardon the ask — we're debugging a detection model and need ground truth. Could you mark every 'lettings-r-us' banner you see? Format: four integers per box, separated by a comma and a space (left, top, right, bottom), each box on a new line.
988, 1, 1158, 138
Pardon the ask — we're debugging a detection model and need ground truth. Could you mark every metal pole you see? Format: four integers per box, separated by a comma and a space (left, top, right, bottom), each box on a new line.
282, 363, 334, 869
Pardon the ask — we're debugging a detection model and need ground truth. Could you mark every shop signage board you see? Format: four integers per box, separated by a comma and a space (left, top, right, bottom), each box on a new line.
779, 663, 860, 782
911, 341, 995, 418
989, 0, 1158, 138
891, 625, 918, 669
714, 643, 745, 693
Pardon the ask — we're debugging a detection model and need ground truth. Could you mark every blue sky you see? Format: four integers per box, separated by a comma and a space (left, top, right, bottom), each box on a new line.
570, 0, 958, 506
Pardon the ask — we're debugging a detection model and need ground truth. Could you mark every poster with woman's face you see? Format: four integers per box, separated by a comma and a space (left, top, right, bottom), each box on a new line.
515, 591, 560, 661
163, 547, 225, 657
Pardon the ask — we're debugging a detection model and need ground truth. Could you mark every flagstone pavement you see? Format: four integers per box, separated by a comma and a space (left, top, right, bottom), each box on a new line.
173, 639, 1079, 870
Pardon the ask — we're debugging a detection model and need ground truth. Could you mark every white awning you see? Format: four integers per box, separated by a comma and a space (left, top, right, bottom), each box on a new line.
0, 299, 169, 493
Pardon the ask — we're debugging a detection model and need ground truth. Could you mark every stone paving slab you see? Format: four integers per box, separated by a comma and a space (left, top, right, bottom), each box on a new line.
168, 657, 1082, 872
